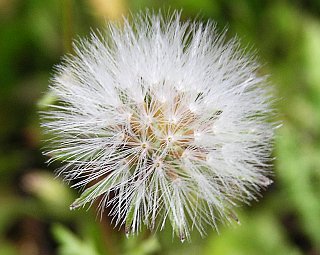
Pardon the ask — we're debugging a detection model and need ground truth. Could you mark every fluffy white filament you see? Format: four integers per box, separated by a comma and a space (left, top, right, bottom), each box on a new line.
42, 11, 275, 242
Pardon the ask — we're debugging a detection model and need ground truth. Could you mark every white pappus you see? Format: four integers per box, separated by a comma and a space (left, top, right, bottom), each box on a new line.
41, 11, 276, 242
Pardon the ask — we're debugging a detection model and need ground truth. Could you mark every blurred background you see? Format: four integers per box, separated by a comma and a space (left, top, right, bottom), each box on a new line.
0, 0, 320, 254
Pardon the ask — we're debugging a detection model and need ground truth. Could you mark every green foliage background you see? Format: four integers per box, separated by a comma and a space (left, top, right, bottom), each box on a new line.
0, 1, 319, 254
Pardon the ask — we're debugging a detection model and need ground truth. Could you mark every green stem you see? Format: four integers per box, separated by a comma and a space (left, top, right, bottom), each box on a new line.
61, 0, 74, 53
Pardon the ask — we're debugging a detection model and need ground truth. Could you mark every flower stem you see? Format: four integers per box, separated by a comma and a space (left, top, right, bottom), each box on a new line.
61, 0, 74, 53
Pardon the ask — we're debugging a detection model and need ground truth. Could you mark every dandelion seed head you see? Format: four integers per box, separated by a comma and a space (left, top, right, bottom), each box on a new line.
41, 10, 276, 241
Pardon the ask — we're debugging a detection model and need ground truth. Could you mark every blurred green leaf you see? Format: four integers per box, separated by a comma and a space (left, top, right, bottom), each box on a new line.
0, 240, 18, 255
124, 234, 160, 255
276, 126, 320, 247
203, 210, 302, 255
52, 224, 102, 255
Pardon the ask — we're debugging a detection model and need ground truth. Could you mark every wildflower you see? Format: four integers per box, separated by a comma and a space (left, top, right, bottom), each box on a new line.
42, 11, 275, 241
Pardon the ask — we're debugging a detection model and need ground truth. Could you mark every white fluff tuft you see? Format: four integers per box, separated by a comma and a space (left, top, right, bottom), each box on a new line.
41, 11, 276, 241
